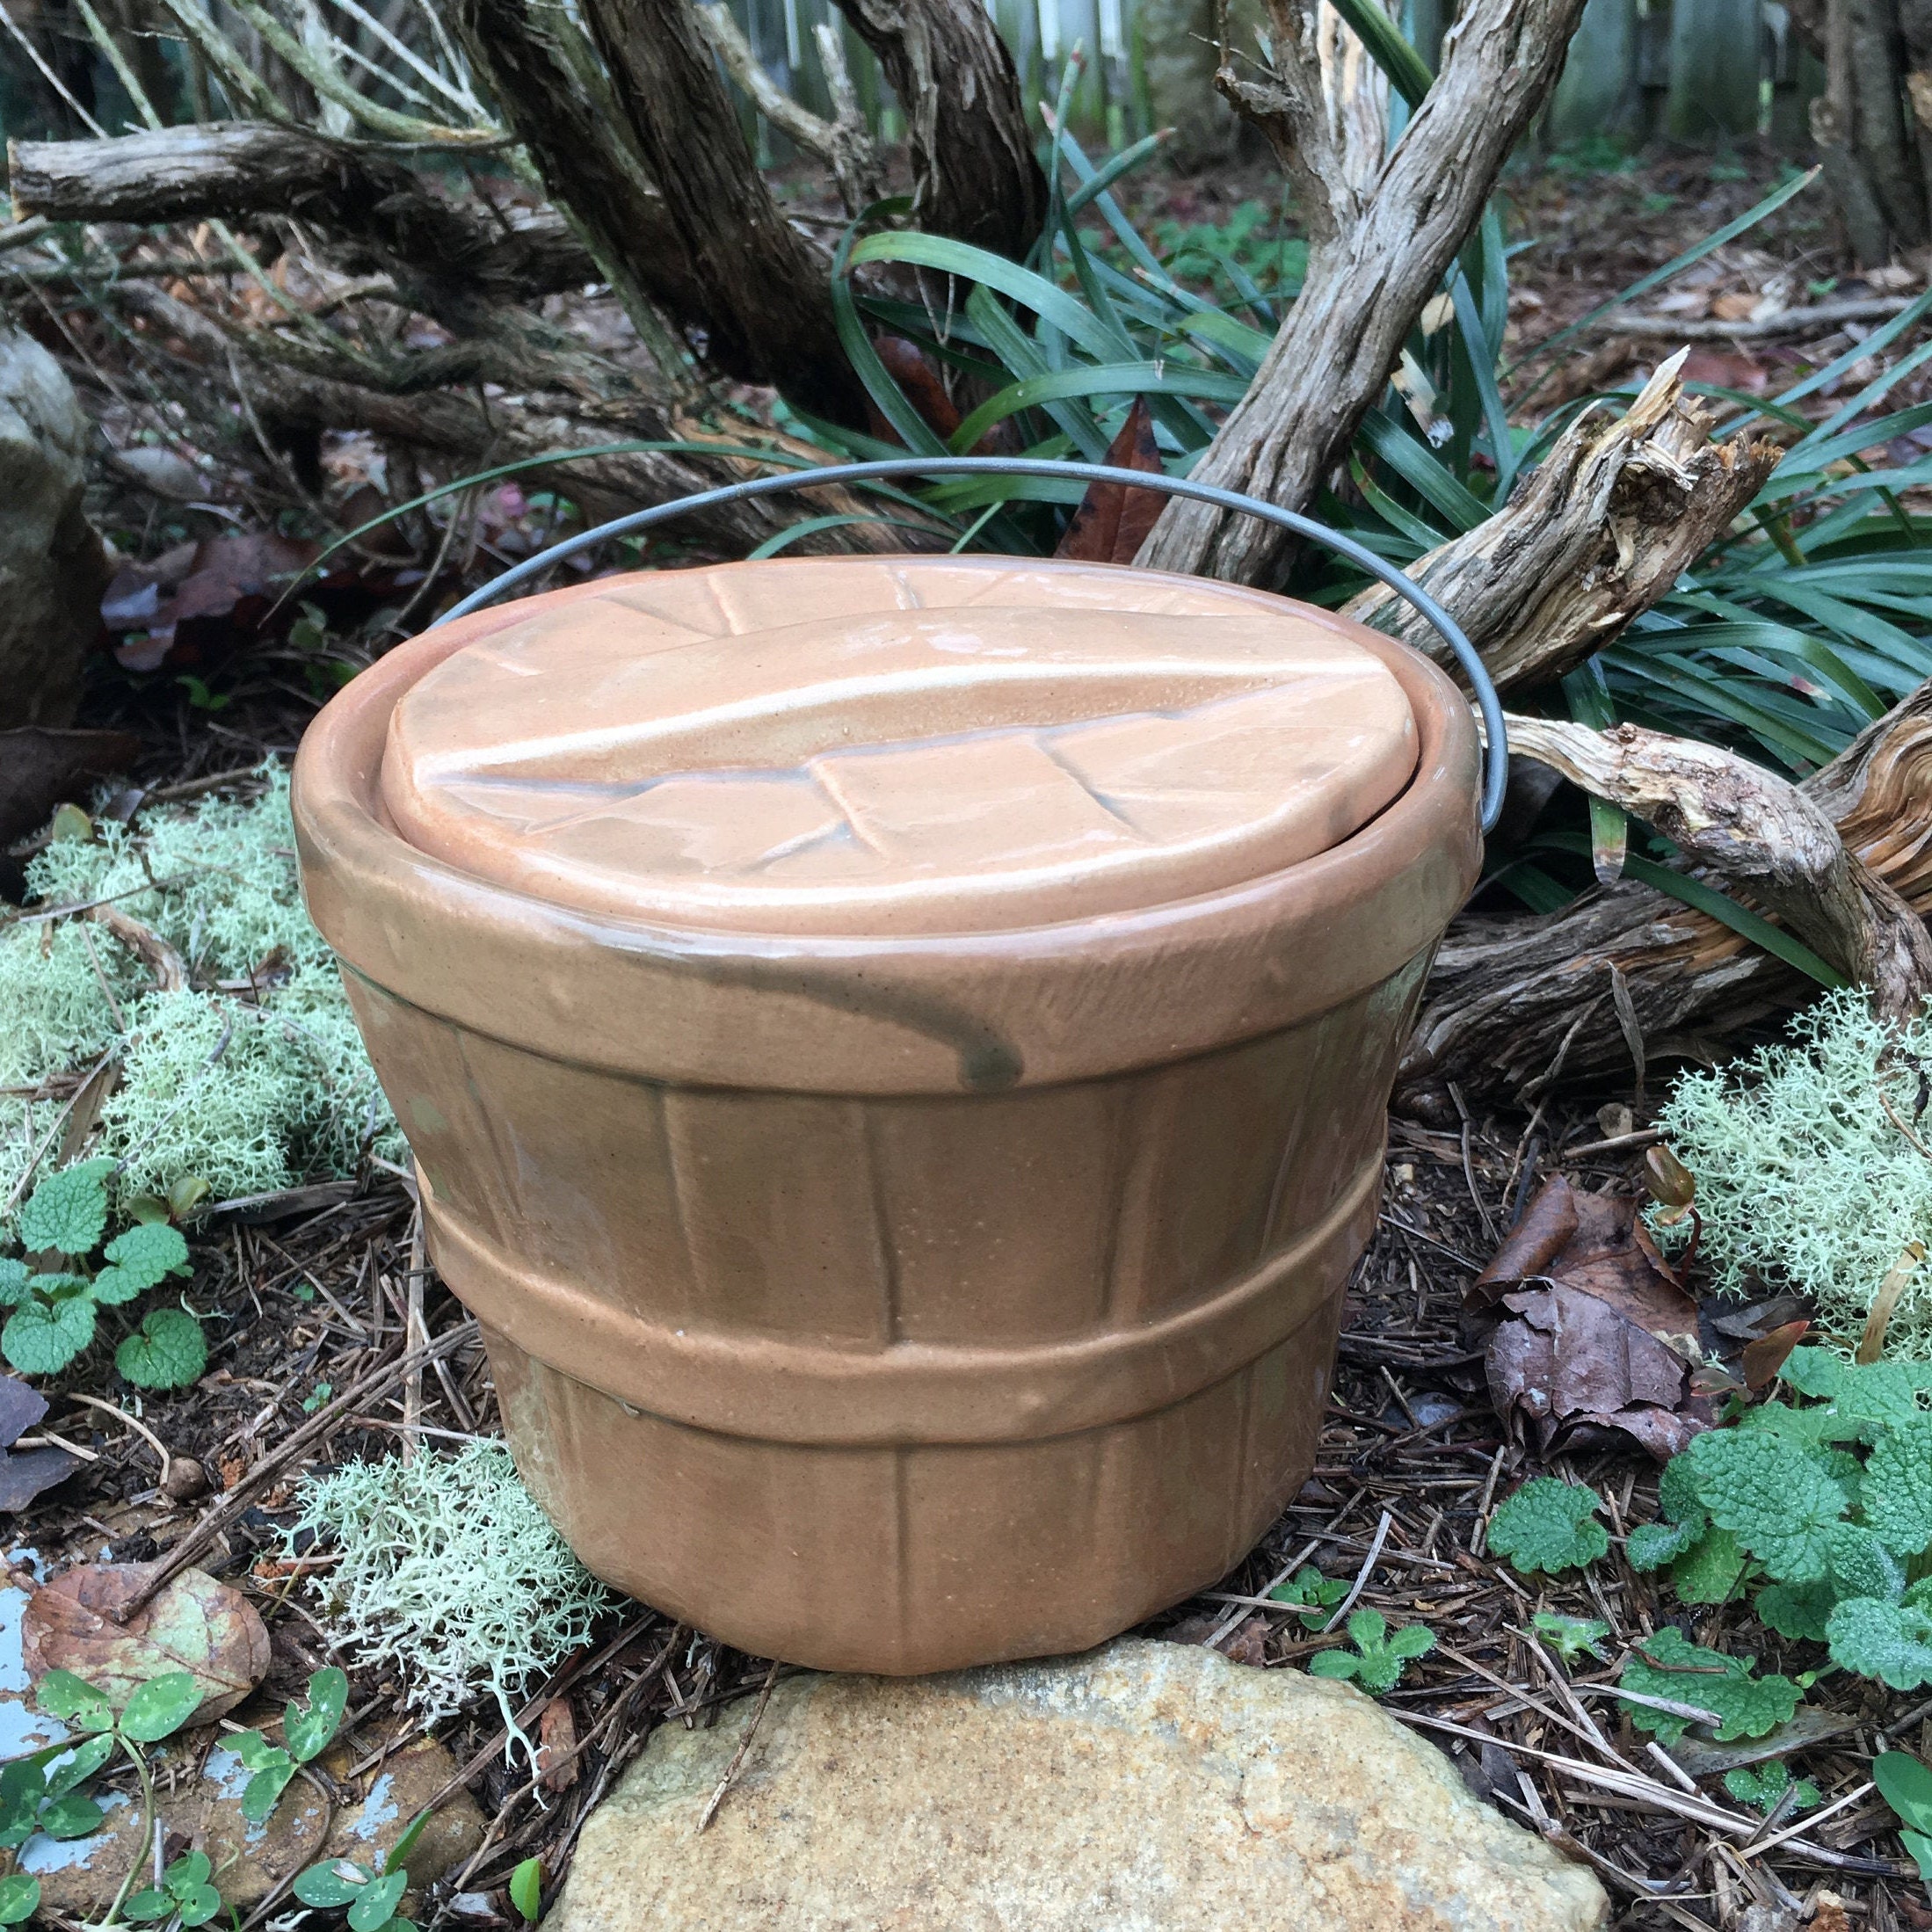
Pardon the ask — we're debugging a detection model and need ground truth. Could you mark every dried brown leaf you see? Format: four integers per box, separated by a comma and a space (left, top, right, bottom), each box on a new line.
1054, 400, 1163, 565
23, 1561, 268, 1722
537, 1693, 578, 1794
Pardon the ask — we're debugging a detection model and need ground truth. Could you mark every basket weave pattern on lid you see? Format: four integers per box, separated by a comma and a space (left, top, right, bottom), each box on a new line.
379, 560, 1419, 937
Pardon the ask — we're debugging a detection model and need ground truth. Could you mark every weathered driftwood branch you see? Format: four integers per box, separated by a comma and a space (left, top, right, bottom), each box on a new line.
830, 0, 1045, 257
1341, 355, 1781, 694
1504, 715, 1932, 1005
694, 5, 883, 214
1135, 0, 1587, 585
5, 124, 601, 318
1401, 682, 1932, 1106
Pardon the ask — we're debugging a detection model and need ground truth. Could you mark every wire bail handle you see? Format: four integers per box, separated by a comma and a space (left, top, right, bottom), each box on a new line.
435, 455, 1507, 833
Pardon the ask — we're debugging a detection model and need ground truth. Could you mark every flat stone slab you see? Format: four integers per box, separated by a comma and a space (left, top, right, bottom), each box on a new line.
547, 1638, 1607, 1932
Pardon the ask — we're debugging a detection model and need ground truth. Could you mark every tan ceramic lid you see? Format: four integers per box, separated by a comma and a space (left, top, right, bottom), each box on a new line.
381, 559, 1419, 936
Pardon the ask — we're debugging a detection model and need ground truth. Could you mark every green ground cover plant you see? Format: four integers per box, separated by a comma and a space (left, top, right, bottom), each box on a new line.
1483, 1343, 1932, 1750
1308, 1609, 1435, 1694
0, 766, 403, 1212
1485, 1476, 1610, 1573
0, 1158, 201, 1386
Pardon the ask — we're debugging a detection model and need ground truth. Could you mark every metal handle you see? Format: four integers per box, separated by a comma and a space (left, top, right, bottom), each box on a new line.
434, 455, 1507, 833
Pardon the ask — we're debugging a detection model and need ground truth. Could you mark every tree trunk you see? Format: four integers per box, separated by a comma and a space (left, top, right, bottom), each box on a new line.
830, 0, 1045, 254
1134, 0, 1590, 585
446, 0, 732, 384
577, 0, 867, 424
1800, 0, 1929, 262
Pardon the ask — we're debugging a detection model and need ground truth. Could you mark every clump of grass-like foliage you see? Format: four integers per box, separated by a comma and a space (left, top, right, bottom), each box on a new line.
292, 1442, 610, 1750
0, 766, 402, 1206
1656, 987, 1932, 1355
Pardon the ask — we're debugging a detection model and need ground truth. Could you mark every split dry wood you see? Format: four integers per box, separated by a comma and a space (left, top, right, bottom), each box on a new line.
1402, 679, 1932, 1104
1340, 356, 1781, 694
1503, 715, 1932, 1006
1135, 0, 1587, 585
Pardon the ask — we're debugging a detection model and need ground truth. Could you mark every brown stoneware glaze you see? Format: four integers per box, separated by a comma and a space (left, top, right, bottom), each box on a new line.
293, 557, 1481, 1674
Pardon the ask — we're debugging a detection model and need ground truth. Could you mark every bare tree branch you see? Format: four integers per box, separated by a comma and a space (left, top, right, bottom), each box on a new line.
1135, 0, 1588, 584
7, 124, 601, 318
694, 4, 883, 214
578, 0, 867, 423
116, 280, 924, 556
1340, 355, 1781, 694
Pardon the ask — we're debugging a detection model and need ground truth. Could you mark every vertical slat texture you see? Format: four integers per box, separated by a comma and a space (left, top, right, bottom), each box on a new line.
1667, 0, 1763, 135
712, 0, 1761, 151
1550, 0, 1639, 142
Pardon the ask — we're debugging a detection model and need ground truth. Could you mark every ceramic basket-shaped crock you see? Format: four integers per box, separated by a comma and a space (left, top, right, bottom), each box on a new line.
293, 555, 1481, 1674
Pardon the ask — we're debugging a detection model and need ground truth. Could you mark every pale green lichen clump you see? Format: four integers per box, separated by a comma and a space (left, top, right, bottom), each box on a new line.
0, 767, 403, 1204
292, 1442, 610, 1748
1656, 987, 1932, 1356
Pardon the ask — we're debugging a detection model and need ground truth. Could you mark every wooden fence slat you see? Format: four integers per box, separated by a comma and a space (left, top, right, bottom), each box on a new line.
1665, 0, 1762, 137
715, 0, 1771, 161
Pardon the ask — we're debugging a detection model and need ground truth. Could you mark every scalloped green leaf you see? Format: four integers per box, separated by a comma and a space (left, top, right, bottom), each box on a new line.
0, 1262, 29, 1310
1628, 1518, 1703, 1571
1619, 1627, 1803, 1742
3, 1294, 96, 1376
1672, 1525, 1747, 1604
115, 1309, 206, 1391
1685, 1426, 1848, 1580
15, 1163, 113, 1259
1756, 1577, 1838, 1641
1864, 1414, 1932, 1558
1781, 1346, 1848, 1398
1485, 1478, 1609, 1575
1827, 1596, 1932, 1689
98, 1223, 190, 1296
1828, 1522, 1907, 1601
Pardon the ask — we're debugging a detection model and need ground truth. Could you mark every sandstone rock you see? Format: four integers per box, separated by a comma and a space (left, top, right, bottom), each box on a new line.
0, 326, 109, 730
547, 1638, 1608, 1932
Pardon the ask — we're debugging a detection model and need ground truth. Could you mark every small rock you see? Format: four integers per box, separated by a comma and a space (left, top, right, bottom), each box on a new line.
546, 1638, 1608, 1932
20, 1726, 483, 1917
163, 1458, 209, 1501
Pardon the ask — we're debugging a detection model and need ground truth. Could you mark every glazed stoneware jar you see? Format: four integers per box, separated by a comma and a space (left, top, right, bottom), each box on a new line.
293, 556, 1480, 1674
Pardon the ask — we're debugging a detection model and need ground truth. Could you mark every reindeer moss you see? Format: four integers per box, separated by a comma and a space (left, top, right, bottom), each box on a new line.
1, 767, 403, 1206
1656, 988, 1932, 1356
292, 1442, 610, 1750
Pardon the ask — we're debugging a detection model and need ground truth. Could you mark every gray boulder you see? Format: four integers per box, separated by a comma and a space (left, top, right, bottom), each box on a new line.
0, 326, 107, 729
